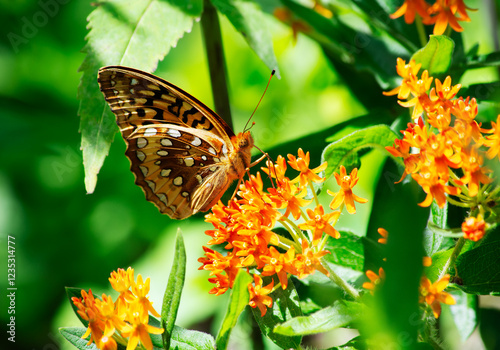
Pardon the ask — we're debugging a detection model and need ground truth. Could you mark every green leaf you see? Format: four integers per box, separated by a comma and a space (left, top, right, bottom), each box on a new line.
211, 0, 280, 78
321, 125, 401, 179
322, 232, 365, 284
216, 270, 252, 350
479, 308, 500, 349
161, 228, 187, 349
79, 0, 202, 193
423, 202, 451, 257
446, 290, 478, 342
60, 327, 98, 350
167, 326, 216, 350
274, 300, 364, 336
455, 226, 500, 294
251, 279, 302, 349
411, 35, 454, 76
425, 248, 453, 283
466, 50, 500, 68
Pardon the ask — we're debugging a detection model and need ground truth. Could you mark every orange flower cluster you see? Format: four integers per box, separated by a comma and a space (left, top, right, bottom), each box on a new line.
390, 0, 474, 35
385, 58, 497, 241
72, 268, 163, 350
198, 149, 367, 316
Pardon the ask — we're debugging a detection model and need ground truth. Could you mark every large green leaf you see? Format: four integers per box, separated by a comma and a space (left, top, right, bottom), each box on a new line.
251, 278, 302, 349
169, 326, 216, 350
216, 270, 252, 350
411, 35, 454, 76
79, 0, 202, 193
321, 125, 401, 178
446, 290, 478, 342
161, 229, 187, 349
455, 226, 500, 294
211, 0, 280, 77
274, 300, 364, 336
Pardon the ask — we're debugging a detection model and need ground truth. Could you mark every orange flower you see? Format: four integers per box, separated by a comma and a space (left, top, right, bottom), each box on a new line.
412, 165, 460, 208
120, 304, 164, 350
298, 205, 340, 245
287, 148, 327, 186
260, 246, 296, 289
390, 0, 430, 24
383, 58, 422, 99
398, 70, 434, 121
362, 267, 385, 294
419, 275, 456, 318
423, 256, 432, 267
429, 76, 461, 110
294, 240, 330, 278
377, 228, 388, 244
328, 166, 368, 214
462, 215, 486, 241
268, 178, 311, 220
248, 274, 274, 317
458, 146, 492, 197
424, 0, 472, 35
483, 115, 500, 160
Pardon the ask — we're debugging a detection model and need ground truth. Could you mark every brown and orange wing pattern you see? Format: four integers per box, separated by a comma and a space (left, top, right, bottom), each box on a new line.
98, 66, 236, 219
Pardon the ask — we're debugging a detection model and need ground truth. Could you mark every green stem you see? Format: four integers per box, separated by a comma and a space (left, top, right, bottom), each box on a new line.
308, 179, 320, 207
201, 0, 233, 128
415, 16, 428, 47
440, 237, 466, 279
322, 259, 360, 301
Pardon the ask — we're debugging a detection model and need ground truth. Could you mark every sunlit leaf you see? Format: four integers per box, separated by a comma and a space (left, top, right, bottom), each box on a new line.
79, 0, 202, 193
412, 35, 454, 75
274, 300, 364, 336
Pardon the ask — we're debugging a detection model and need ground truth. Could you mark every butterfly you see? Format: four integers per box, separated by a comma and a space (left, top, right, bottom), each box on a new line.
98, 66, 255, 219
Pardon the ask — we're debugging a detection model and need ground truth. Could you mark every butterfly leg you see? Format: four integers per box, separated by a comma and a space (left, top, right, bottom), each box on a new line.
249, 153, 267, 168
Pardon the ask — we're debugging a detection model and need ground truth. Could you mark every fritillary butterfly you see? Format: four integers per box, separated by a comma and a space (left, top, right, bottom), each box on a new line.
98, 66, 254, 219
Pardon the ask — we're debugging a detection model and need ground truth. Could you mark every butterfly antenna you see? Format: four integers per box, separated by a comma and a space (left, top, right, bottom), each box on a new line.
252, 144, 279, 191
243, 69, 276, 133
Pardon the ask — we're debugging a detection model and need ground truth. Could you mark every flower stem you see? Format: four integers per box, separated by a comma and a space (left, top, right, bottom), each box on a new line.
415, 16, 428, 47
322, 259, 360, 301
440, 237, 466, 279
201, 0, 233, 128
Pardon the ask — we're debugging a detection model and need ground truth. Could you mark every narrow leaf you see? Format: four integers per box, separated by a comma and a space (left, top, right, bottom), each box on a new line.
321, 125, 401, 178
161, 228, 187, 349
211, 0, 280, 78
274, 300, 364, 336
251, 279, 302, 349
79, 0, 202, 193
411, 35, 454, 75
60, 327, 98, 350
216, 270, 253, 350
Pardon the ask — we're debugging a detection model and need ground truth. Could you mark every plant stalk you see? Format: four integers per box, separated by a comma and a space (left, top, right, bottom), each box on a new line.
201, 0, 233, 129
322, 260, 360, 301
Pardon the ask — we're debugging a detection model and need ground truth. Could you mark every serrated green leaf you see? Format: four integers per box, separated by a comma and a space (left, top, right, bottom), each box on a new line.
446, 290, 478, 342
321, 125, 401, 178
162, 228, 186, 349
274, 300, 364, 336
323, 232, 364, 283
251, 279, 302, 349
411, 35, 454, 76
456, 227, 500, 294
79, 0, 202, 193
60, 327, 98, 350
216, 270, 252, 350
211, 0, 280, 78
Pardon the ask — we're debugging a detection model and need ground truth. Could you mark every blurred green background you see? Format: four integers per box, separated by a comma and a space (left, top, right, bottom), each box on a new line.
0, 1, 368, 349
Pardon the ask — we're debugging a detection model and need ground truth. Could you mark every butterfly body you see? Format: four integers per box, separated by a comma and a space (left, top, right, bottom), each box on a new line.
98, 66, 253, 219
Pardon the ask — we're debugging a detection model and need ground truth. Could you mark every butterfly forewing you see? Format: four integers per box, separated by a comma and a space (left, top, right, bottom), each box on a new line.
98, 66, 249, 219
